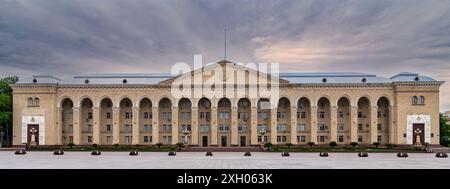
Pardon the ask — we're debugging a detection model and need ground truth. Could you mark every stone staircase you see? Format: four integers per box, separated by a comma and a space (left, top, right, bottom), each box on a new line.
183, 146, 264, 152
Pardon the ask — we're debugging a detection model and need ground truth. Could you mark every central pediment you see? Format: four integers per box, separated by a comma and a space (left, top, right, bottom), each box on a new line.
159, 60, 288, 86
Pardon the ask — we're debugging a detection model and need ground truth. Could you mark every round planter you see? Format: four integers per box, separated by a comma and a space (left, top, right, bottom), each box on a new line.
281, 152, 290, 157
319, 152, 329, 157
358, 152, 368, 157
436, 152, 448, 158
91, 150, 101, 155
244, 152, 252, 156
168, 151, 176, 156
397, 152, 408, 158
14, 149, 27, 155
206, 151, 213, 156
53, 150, 64, 155
129, 151, 139, 156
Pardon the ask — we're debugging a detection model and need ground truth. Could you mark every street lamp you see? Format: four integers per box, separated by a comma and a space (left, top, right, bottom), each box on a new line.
258, 128, 267, 144
182, 129, 190, 144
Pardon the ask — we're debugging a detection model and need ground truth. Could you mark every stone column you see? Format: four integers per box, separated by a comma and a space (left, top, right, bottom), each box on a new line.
310, 106, 318, 143
250, 106, 258, 145
92, 107, 101, 144
171, 107, 179, 145
112, 107, 120, 144
389, 106, 395, 144
350, 106, 358, 143
152, 107, 159, 144
270, 108, 278, 144
191, 107, 199, 146
72, 107, 81, 145
231, 106, 238, 146
132, 106, 140, 144
330, 106, 338, 142
370, 105, 378, 144
56, 107, 63, 145
290, 106, 298, 144
210, 106, 218, 146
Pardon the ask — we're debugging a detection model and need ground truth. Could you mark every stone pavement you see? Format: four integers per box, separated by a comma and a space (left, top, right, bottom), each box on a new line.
0, 151, 448, 169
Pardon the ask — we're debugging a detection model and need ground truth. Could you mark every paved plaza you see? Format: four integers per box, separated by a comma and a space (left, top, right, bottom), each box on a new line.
0, 151, 449, 169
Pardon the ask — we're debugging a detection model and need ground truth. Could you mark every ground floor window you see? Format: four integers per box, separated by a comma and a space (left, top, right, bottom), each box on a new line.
297, 135, 306, 143
297, 124, 305, 132
338, 135, 344, 143
238, 124, 248, 132
277, 135, 287, 143
377, 124, 382, 131
69, 136, 73, 143
125, 136, 132, 144
318, 135, 325, 142
162, 136, 172, 144
358, 136, 363, 143
377, 136, 382, 143
143, 124, 152, 132
106, 136, 112, 144
87, 136, 92, 143
143, 136, 152, 143
258, 136, 268, 143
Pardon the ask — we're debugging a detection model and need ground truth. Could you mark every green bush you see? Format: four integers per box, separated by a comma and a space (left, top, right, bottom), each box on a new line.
264, 142, 273, 149
350, 142, 358, 148
156, 142, 163, 148
329, 141, 337, 148
372, 142, 381, 148
68, 142, 75, 149
307, 142, 315, 148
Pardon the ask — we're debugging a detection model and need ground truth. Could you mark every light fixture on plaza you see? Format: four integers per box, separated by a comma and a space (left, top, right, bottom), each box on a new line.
258, 128, 267, 144
182, 129, 190, 144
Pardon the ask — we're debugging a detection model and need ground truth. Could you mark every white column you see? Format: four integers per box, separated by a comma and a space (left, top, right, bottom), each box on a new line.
330, 106, 338, 142
72, 107, 81, 145
132, 107, 140, 144
191, 107, 199, 146
56, 107, 63, 145
290, 106, 298, 144
171, 107, 179, 145
250, 106, 258, 145
211, 106, 218, 146
231, 106, 238, 146
152, 107, 159, 144
370, 105, 378, 144
270, 108, 278, 144
92, 107, 101, 144
112, 107, 120, 145
350, 106, 358, 143
310, 106, 318, 143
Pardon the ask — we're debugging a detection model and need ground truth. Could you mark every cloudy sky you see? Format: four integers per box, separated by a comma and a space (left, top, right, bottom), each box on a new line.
1, 0, 450, 110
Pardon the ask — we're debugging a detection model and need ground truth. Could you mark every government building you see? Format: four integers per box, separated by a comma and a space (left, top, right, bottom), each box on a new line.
11, 60, 444, 147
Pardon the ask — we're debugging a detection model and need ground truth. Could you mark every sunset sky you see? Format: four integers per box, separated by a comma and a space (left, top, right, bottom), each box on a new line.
1, 0, 450, 110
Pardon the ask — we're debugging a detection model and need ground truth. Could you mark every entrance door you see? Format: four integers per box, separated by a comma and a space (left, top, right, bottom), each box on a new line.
27, 124, 39, 145
240, 136, 246, 147
202, 136, 208, 147
221, 136, 227, 147
413, 123, 425, 145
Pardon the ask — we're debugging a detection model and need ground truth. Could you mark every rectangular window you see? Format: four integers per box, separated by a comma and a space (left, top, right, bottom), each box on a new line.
297, 112, 306, 119
337, 124, 344, 131
319, 136, 325, 142
69, 136, 73, 143
161, 124, 172, 132
338, 111, 344, 118
377, 124, 382, 131
277, 112, 286, 119
87, 136, 92, 143
181, 124, 192, 132
258, 112, 268, 119
358, 112, 363, 118
181, 112, 191, 120
106, 112, 111, 119
358, 124, 363, 131
87, 124, 93, 132
238, 124, 248, 132
199, 125, 210, 132
277, 124, 287, 132
143, 136, 152, 143
68, 124, 73, 133
318, 124, 326, 131
125, 112, 131, 119
163, 136, 172, 144
377, 136, 382, 143
297, 136, 306, 143
377, 111, 382, 118
144, 112, 152, 119
277, 136, 281, 142
218, 124, 230, 132
358, 136, 363, 142
257, 125, 268, 132
319, 112, 325, 118
87, 112, 93, 119
258, 136, 262, 142
143, 124, 152, 132
218, 112, 230, 119
125, 136, 132, 144
125, 124, 132, 132
238, 112, 249, 120
106, 124, 111, 132
338, 135, 344, 143
297, 124, 305, 132
106, 136, 112, 144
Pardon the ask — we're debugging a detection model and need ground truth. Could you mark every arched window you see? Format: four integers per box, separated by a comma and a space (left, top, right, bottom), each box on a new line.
34, 97, 40, 107
412, 96, 418, 105
419, 96, 425, 105
27, 97, 34, 107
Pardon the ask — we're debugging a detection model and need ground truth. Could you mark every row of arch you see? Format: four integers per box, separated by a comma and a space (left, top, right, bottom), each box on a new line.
59, 94, 392, 145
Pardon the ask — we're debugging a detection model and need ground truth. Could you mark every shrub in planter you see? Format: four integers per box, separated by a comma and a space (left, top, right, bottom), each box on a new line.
307, 142, 315, 149
92, 143, 98, 148
176, 142, 185, 150
329, 141, 337, 149
53, 150, 64, 155
281, 152, 290, 157
319, 152, 329, 157
350, 142, 358, 148
244, 151, 251, 156
397, 152, 408, 158
264, 142, 273, 150
14, 149, 27, 155
168, 151, 176, 156
206, 151, 213, 156
91, 150, 101, 155
129, 151, 139, 156
358, 152, 368, 157
113, 143, 119, 148
436, 152, 448, 158
156, 143, 163, 149
372, 142, 381, 148
68, 142, 75, 149
286, 143, 293, 148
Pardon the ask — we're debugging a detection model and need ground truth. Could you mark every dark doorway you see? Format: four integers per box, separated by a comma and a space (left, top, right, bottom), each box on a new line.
202, 136, 208, 147
221, 136, 227, 147
27, 124, 39, 145
413, 123, 425, 145
240, 136, 246, 147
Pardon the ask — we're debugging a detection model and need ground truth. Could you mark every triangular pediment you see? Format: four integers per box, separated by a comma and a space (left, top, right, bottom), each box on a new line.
159, 60, 288, 86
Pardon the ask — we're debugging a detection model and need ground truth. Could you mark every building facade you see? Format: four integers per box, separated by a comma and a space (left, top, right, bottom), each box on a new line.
11, 61, 444, 147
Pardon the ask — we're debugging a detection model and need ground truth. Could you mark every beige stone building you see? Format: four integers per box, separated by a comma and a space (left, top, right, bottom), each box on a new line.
11, 61, 444, 147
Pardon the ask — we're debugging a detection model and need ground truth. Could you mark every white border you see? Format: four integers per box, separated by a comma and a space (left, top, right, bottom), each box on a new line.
406, 115, 430, 144
21, 116, 45, 145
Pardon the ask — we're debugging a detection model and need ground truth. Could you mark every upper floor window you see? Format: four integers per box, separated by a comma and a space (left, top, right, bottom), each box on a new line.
27, 97, 40, 107
419, 96, 425, 105
412, 96, 425, 105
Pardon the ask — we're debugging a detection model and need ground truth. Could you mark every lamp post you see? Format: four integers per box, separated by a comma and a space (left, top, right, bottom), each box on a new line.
414, 128, 423, 147
258, 128, 267, 144
182, 129, 190, 145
